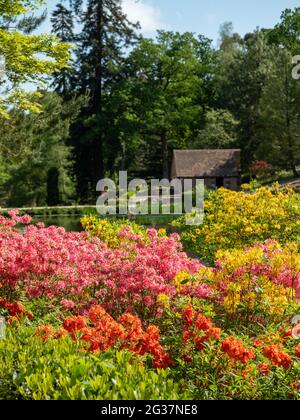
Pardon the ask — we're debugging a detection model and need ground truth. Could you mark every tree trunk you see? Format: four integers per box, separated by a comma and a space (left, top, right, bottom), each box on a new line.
91, 0, 104, 186
161, 130, 169, 179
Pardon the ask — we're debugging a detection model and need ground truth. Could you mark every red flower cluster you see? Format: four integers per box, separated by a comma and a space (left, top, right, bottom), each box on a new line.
37, 305, 172, 369
194, 314, 221, 351
182, 305, 196, 327
0, 297, 33, 322
258, 363, 271, 376
262, 345, 292, 369
253, 339, 263, 348
221, 337, 256, 364
35, 325, 53, 341
250, 160, 273, 177
295, 344, 300, 359
54, 328, 68, 339
63, 316, 87, 338
182, 306, 221, 352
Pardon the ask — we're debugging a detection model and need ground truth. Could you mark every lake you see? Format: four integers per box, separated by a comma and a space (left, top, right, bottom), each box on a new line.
31, 214, 179, 232
32, 215, 83, 232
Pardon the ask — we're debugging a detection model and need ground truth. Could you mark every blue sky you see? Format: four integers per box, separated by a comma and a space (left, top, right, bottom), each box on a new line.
40, 0, 300, 45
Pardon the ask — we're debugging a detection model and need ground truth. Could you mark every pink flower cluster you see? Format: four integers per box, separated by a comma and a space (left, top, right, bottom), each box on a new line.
0, 209, 32, 228
0, 212, 200, 315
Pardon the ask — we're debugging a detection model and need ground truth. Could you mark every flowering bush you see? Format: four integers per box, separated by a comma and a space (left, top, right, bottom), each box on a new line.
250, 160, 274, 179
81, 216, 150, 248
156, 303, 300, 399
0, 211, 200, 317
2, 210, 300, 399
174, 185, 300, 264
2, 299, 298, 400
0, 326, 184, 400
35, 305, 172, 369
0, 297, 33, 323
170, 241, 300, 328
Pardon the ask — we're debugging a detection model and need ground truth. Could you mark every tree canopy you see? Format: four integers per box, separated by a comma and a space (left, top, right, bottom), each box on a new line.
0, 0, 70, 117
2, 2, 300, 206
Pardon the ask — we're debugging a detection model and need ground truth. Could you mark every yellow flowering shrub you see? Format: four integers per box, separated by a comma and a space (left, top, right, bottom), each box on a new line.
174, 185, 300, 264
81, 216, 150, 248
194, 241, 300, 322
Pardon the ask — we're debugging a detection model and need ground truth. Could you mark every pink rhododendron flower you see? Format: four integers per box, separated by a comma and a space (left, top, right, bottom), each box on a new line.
0, 213, 201, 316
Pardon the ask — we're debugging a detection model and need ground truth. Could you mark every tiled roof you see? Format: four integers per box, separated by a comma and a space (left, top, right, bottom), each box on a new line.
172, 149, 241, 177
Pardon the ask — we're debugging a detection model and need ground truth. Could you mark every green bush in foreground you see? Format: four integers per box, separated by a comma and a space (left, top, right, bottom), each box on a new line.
0, 327, 185, 400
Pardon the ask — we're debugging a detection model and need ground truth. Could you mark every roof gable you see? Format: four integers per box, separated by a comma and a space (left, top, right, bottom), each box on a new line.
172, 149, 241, 178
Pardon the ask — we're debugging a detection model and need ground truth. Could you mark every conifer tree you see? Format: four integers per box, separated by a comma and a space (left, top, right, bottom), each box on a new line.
51, 2, 75, 96
68, 0, 138, 200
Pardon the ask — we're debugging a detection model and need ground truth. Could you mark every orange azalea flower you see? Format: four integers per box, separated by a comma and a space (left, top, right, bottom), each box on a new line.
258, 363, 271, 376
183, 329, 194, 343
262, 345, 292, 369
207, 327, 221, 340
253, 339, 263, 348
63, 316, 87, 333
0, 298, 32, 320
221, 336, 256, 364
181, 309, 221, 352
35, 325, 53, 341
89, 305, 106, 325
54, 328, 68, 339
51, 306, 173, 369
195, 314, 213, 331
194, 335, 206, 351
182, 305, 196, 327
7, 316, 20, 325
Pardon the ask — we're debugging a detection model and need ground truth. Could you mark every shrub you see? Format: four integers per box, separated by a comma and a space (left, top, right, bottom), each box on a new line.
156, 303, 300, 400
35, 305, 173, 369
0, 211, 200, 318
169, 241, 300, 329
250, 160, 274, 179
174, 185, 300, 264
81, 216, 149, 248
0, 326, 184, 400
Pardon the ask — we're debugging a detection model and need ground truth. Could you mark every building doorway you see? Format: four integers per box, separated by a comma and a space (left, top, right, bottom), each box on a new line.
216, 177, 224, 188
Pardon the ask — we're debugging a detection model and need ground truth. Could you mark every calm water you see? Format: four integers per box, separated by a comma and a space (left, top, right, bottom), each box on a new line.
32, 215, 83, 232
32, 215, 178, 233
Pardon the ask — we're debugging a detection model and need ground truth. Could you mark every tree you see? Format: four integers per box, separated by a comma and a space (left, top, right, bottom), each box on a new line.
268, 8, 300, 54
215, 30, 271, 166
0, 0, 70, 117
256, 47, 300, 176
51, 2, 75, 97
218, 21, 242, 52
194, 109, 238, 149
66, 0, 139, 201
116, 31, 214, 178
0, 92, 84, 207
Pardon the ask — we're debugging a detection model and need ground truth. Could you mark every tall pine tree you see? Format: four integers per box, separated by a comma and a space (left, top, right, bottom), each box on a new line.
67, 0, 139, 201
51, 2, 75, 97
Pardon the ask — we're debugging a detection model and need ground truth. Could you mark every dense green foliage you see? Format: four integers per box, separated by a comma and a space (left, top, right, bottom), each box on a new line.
0, 327, 183, 400
0, 92, 84, 206
0, 0, 70, 117
1, 3, 300, 205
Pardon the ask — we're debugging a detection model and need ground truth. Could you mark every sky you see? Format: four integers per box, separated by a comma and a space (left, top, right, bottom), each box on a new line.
40, 0, 300, 46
